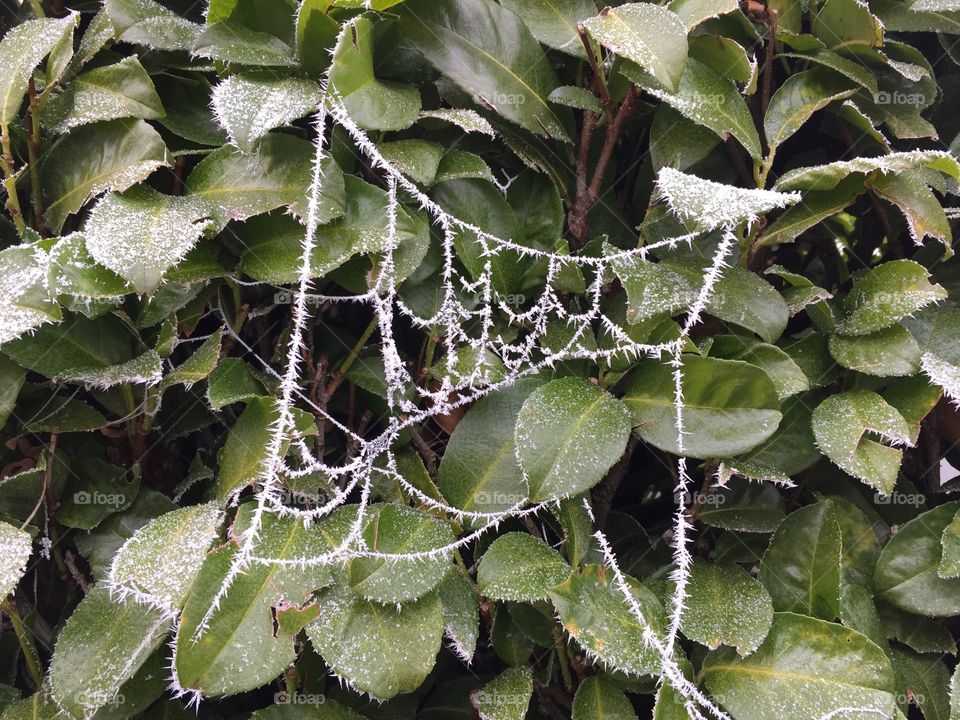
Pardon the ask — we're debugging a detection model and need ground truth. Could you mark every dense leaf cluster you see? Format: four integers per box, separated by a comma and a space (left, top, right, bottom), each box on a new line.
0, 0, 959, 719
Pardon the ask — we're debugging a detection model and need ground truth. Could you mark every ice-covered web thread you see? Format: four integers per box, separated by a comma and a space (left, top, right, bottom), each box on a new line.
183, 81, 817, 718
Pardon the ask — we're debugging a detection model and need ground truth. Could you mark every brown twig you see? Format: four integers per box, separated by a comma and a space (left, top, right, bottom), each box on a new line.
760, 9, 778, 121
408, 425, 439, 480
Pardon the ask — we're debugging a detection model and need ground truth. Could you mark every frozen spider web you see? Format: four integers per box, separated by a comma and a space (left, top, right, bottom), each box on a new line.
173, 79, 867, 720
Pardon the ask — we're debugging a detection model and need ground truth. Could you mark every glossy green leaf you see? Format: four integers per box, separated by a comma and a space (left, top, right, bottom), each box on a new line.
399, 0, 571, 140
105, 0, 202, 50
174, 506, 333, 697
347, 504, 454, 603
759, 500, 842, 620
764, 68, 857, 155
812, 391, 912, 494
0, 521, 31, 599
50, 587, 170, 720
499, 0, 597, 58
185, 133, 344, 230
0, 15, 76, 131
108, 502, 223, 612
703, 613, 896, 720
477, 532, 571, 602
516, 377, 631, 502
623, 355, 781, 459
329, 17, 419, 132
306, 584, 444, 700
211, 73, 321, 153
548, 564, 664, 676
572, 675, 638, 720
829, 323, 921, 377
82, 186, 211, 294
476, 666, 532, 720
875, 502, 960, 617
682, 559, 774, 654
43, 56, 164, 134
437, 568, 479, 662
639, 58, 762, 159
42, 119, 169, 233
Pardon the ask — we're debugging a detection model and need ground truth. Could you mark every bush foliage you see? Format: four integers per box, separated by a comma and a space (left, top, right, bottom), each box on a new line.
0, 0, 959, 718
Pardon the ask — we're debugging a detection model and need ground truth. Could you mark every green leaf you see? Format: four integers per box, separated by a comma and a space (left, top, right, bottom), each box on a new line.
868, 170, 952, 245
82, 186, 212, 294
50, 587, 170, 720
698, 478, 785, 533
162, 328, 222, 389
329, 17, 419, 132
475, 666, 532, 720
174, 506, 333, 697
0, 15, 76, 131
216, 397, 276, 498
828, 323, 921, 377
890, 646, 952, 720
3, 313, 137, 380
708, 336, 809, 399
477, 533, 571, 602
0, 521, 31, 599
758, 174, 865, 246
192, 21, 297, 66
42, 56, 165, 134
702, 613, 896, 720
637, 58, 762, 160
940, 509, 960, 578
185, 133, 344, 230
437, 568, 479, 662
211, 73, 321, 153
437, 379, 540, 515
874, 502, 960, 617
0, 356, 25, 428
812, 0, 884, 51
515, 377, 631, 502
47, 234, 130, 300
108, 502, 223, 612
682, 559, 774, 654
758, 500, 842, 620
305, 584, 444, 700
837, 260, 947, 336
668, 0, 739, 29
42, 119, 170, 234
295, 0, 338, 78
499, 0, 598, 58
829, 494, 883, 588
877, 601, 956, 656
623, 355, 781, 459
0, 245, 61, 346
347, 504, 454, 603
572, 675, 638, 720
778, 50, 879, 94
548, 564, 665, 675
812, 390, 912, 495
655, 167, 800, 236
378, 140, 445, 185
547, 85, 604, 114
649, 106, 721, 172
399, 0, 572, 140
207, 357, 264, 409
764, 68, 856, 155
775, 150, 960, 191
584, 4, 687, 92
105, 0, 202, 50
